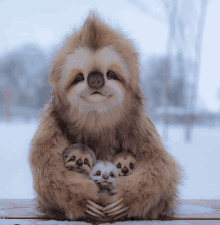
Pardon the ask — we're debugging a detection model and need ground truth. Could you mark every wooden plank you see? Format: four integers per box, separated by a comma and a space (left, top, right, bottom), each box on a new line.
177, 199, 220, 219
1, 219, 220, 225
0, 199, 220, 223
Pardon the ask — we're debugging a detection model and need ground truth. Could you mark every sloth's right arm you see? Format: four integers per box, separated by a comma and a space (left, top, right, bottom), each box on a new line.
29, 117, 104, 220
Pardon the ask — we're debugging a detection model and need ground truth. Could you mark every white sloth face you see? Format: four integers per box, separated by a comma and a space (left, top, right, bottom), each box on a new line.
60, 46, 129, 114
89, 161, 118, 188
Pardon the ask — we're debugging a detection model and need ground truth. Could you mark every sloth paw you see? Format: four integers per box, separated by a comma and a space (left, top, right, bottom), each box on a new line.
85, 199, 106, 218
103, 198, 129, 219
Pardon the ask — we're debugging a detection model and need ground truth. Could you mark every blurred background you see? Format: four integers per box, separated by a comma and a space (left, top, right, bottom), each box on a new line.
0, 0, 219, 200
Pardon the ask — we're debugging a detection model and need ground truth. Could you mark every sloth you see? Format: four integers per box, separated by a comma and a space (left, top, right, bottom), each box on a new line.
89, 161, 121, 221
113, 152, 137, 177
90, 161, 118, 205
29, 11, 182, 221
62, 144, 107, 219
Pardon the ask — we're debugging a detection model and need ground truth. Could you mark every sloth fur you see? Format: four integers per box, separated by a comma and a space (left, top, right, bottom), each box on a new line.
29, 11, 182, 221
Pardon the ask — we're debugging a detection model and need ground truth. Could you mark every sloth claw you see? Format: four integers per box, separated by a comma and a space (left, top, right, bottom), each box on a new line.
87, 199, 104, 211
104, 203, 125, 213
113, 211, 128, 220
85, 209, 102, 218
108, 206, 129, 216
103, 198, 123, 211
86, 199, 105, 217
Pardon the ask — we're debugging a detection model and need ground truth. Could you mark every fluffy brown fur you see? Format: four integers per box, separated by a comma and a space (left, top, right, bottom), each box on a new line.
29, 11, 182, 221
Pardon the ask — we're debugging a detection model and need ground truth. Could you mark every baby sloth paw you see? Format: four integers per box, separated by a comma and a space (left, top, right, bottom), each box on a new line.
103, 198, 129, 220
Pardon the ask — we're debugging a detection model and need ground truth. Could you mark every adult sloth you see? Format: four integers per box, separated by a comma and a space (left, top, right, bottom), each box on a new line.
29, 12, 182, 221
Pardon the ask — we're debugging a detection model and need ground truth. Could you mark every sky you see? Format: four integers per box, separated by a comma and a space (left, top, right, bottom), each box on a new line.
0, 0, 220, 112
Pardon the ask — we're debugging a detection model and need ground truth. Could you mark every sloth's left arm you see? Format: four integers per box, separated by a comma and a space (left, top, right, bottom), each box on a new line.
103, 149, 181, 220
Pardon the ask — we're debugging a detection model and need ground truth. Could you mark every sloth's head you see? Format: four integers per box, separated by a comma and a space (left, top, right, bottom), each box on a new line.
49, 12, 142, 129
90, 161, 118, 189
62, 143, 96, 174
113, 152, 136, 176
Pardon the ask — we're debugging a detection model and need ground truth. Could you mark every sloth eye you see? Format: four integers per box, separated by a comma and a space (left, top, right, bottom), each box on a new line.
67, 156, 76, 162
95, 170, 101, 176
72, 73, 84, 85
107, 71, 117, 80
110, 172, 115, 178
84, 158, 90, 167
116, 163, 121, 169
130, 163, 135, 170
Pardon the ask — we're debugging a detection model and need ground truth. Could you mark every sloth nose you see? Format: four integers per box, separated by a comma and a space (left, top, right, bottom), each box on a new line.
102, 173, 109, 180
76, 159, 83, 167
122, 167, 129, 175
87, 72, 105, 89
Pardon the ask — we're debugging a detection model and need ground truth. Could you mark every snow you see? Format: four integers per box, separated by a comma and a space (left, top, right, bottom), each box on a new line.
0, 119, 219, 200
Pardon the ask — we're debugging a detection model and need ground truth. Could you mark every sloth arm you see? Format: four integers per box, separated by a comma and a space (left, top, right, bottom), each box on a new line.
104, 120, 181, 219
29, 115, 104, 220
105, 151, 180, 219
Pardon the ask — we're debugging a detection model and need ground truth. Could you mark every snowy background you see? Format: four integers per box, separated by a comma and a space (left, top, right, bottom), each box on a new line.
0, 119, 219, 200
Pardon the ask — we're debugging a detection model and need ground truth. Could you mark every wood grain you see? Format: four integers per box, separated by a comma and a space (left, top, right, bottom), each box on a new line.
0, 199, 220, 224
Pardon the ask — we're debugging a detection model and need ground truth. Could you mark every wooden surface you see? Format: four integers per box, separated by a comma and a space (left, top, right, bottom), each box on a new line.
0, 199, 220, 224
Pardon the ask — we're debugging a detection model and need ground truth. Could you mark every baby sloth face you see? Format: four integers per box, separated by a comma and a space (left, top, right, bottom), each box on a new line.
90, 161, 118, 190
62, 143, 96, 175
113, 152, 136, 176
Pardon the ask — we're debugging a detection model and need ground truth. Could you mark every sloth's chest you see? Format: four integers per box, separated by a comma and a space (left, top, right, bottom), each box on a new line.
66, 123, 136, 160
80, 134, 122, 161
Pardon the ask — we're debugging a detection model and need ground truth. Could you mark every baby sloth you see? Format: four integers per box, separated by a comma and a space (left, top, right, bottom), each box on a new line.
62, 143, 96, 175
89, 161, 118, 207
113, 152, 136, 176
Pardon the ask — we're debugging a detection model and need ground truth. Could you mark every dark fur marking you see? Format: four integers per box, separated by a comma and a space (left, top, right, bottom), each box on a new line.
50, 107, 78, 145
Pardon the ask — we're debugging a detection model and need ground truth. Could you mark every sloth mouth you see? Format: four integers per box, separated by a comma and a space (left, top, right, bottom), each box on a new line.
82, 91, 110, 103
80, 92, 113, 104
74, 167, 85, 173
91, 91, 105, 96
98, 181, 110, 186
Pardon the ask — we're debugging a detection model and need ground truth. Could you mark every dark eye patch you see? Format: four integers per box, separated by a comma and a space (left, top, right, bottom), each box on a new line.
71, 73, 84, 86
107, 71, 117, 80
116, 163, 121, 169
84, 158, 91, 168
130, 163, 135, 170
110, 171, 115, 178
106, 70, 125, 84
67, 156, 76, 163
95, 170, 101, 176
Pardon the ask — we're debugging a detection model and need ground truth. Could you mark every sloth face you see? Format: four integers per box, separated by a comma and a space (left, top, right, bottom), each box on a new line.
113, 154, 136, 176
63, 145, 95, 175
60, 46, 129, 114
90, 161, 118, 189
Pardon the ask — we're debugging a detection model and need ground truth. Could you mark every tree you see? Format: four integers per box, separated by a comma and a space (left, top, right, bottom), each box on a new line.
129, 0, 208, 141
